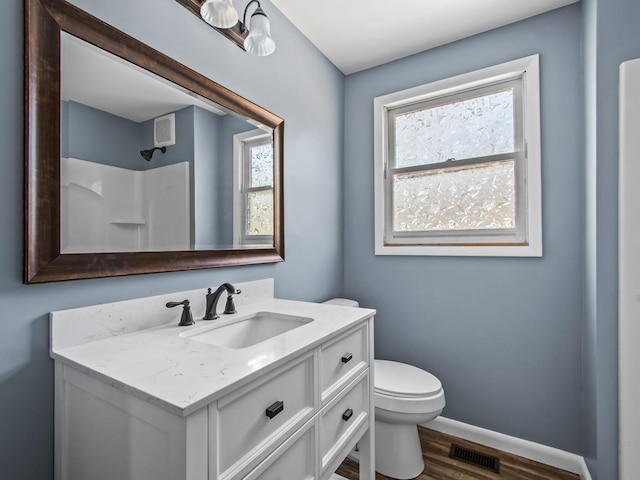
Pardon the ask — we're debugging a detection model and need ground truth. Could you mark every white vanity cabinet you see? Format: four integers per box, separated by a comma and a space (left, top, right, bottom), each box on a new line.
52, 289, 375, 480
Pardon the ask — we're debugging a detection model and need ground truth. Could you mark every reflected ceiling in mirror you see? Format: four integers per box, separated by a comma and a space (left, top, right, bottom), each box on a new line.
25, 0, 284, 283
60, 33, 274, 254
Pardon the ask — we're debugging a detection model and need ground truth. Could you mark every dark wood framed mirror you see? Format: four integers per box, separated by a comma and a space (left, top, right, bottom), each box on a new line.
24, 0, 284, 284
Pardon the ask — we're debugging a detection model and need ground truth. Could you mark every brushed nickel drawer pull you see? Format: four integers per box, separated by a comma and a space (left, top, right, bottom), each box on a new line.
265, 400, 284, 419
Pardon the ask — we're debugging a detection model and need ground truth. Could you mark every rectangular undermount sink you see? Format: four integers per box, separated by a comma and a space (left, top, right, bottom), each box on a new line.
181, 312, 314, 349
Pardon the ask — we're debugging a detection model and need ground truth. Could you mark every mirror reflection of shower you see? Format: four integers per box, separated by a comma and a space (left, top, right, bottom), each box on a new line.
140, 146, 166, 161
61, 157, 190, 253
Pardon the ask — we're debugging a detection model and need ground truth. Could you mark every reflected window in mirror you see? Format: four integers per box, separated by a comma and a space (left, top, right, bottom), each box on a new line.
233, 129, 274, 247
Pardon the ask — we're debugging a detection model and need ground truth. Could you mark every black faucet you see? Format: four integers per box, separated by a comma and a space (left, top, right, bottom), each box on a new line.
203, 283, 241, 320
166, 299, 195, 326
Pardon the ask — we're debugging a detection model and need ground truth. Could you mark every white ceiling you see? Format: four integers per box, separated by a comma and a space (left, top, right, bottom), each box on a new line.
61, 33, 226, 123
270, 0, 580, 74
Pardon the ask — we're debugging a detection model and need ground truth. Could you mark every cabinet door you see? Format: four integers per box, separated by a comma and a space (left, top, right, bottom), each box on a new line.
242, 419, 316, 480
215, 352, 315, 479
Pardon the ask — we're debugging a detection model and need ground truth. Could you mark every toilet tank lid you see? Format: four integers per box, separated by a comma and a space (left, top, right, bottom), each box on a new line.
323, 298, 359, 307
374, 360, 442, 397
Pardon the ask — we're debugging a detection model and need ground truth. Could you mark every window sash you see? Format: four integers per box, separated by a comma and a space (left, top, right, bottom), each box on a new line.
383, 77, 527, 246
386, 78, 524, 171
234, 131, 274, 246
385, 154, 527, 245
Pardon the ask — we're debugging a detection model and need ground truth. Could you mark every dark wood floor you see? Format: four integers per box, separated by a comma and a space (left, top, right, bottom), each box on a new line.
336, 427, 580, 480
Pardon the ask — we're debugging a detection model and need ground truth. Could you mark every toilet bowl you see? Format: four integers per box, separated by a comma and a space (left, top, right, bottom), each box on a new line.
323, 299, 446, 480
374, 359, 445, 479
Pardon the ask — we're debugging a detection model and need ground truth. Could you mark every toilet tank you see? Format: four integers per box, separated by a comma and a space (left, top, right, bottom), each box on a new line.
323, 298, 359, 307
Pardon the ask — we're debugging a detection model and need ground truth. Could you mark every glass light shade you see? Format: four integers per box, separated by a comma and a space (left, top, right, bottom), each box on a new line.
200, 0, 239, 29
243, 9, 276, 56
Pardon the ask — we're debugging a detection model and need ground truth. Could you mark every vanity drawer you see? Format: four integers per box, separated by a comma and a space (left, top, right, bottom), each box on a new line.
319, 370, 369, 471
319, 324, 369, 404
242, 418, 316, 480
215, 352, 315, 480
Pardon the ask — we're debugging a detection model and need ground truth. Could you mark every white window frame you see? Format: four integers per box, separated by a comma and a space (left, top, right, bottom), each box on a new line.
233, 129, 274, 247
374, 54, 542, 257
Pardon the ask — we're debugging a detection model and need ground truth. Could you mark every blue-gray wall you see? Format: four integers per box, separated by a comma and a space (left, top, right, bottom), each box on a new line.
193, 105, 222, 248
582, 0, 599, 474
343, 5, 584, 454
63, 100, 142, 168
583, 0, 640, 478
0, 0, 344, 478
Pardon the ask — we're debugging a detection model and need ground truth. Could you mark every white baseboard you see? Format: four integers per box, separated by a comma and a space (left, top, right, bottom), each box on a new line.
427, 417, 592, 480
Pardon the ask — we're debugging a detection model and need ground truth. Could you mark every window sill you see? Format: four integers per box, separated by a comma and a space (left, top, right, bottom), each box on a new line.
375, 243, 542, 257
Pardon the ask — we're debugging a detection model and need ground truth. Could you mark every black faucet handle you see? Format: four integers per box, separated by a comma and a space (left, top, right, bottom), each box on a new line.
166, 299, 189, 309
223, 289, 241, 314
166, 299, 195, 327
224, 295, 237, 314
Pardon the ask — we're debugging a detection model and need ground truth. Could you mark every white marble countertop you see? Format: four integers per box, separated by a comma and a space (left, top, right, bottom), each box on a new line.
51, 297, 375, 417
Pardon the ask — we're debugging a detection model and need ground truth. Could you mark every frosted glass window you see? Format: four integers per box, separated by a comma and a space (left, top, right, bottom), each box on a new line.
247, 191, 273, 235
375, 54, 544, 255
250, 144, 273, 188
388, 80, 523, 239
394, 90, 515, 168
393, 160, 515, 232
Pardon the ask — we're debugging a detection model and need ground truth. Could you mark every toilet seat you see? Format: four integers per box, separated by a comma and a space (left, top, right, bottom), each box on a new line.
375, 360, 442, 396
374, 360, 445, 414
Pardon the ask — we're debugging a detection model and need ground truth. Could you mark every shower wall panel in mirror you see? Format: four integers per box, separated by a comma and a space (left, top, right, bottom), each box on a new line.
25, 0, 284, 283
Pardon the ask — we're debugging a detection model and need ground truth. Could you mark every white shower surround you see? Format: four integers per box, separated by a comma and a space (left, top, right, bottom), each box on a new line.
60, 157, 190, 253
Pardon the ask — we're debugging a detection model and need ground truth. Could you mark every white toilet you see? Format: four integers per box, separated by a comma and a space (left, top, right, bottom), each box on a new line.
323, 299, 446, 480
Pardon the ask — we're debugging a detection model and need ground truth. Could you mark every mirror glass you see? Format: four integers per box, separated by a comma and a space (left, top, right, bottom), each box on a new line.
60, 33, 274, 253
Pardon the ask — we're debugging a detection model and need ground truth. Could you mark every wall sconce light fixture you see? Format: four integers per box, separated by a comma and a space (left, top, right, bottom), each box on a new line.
178, 0, 275, 56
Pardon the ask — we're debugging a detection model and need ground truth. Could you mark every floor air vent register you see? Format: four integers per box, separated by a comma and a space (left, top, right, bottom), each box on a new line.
449, 443, 501, 473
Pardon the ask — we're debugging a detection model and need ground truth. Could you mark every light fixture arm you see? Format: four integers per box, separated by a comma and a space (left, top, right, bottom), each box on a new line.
241, 0, 262, 33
